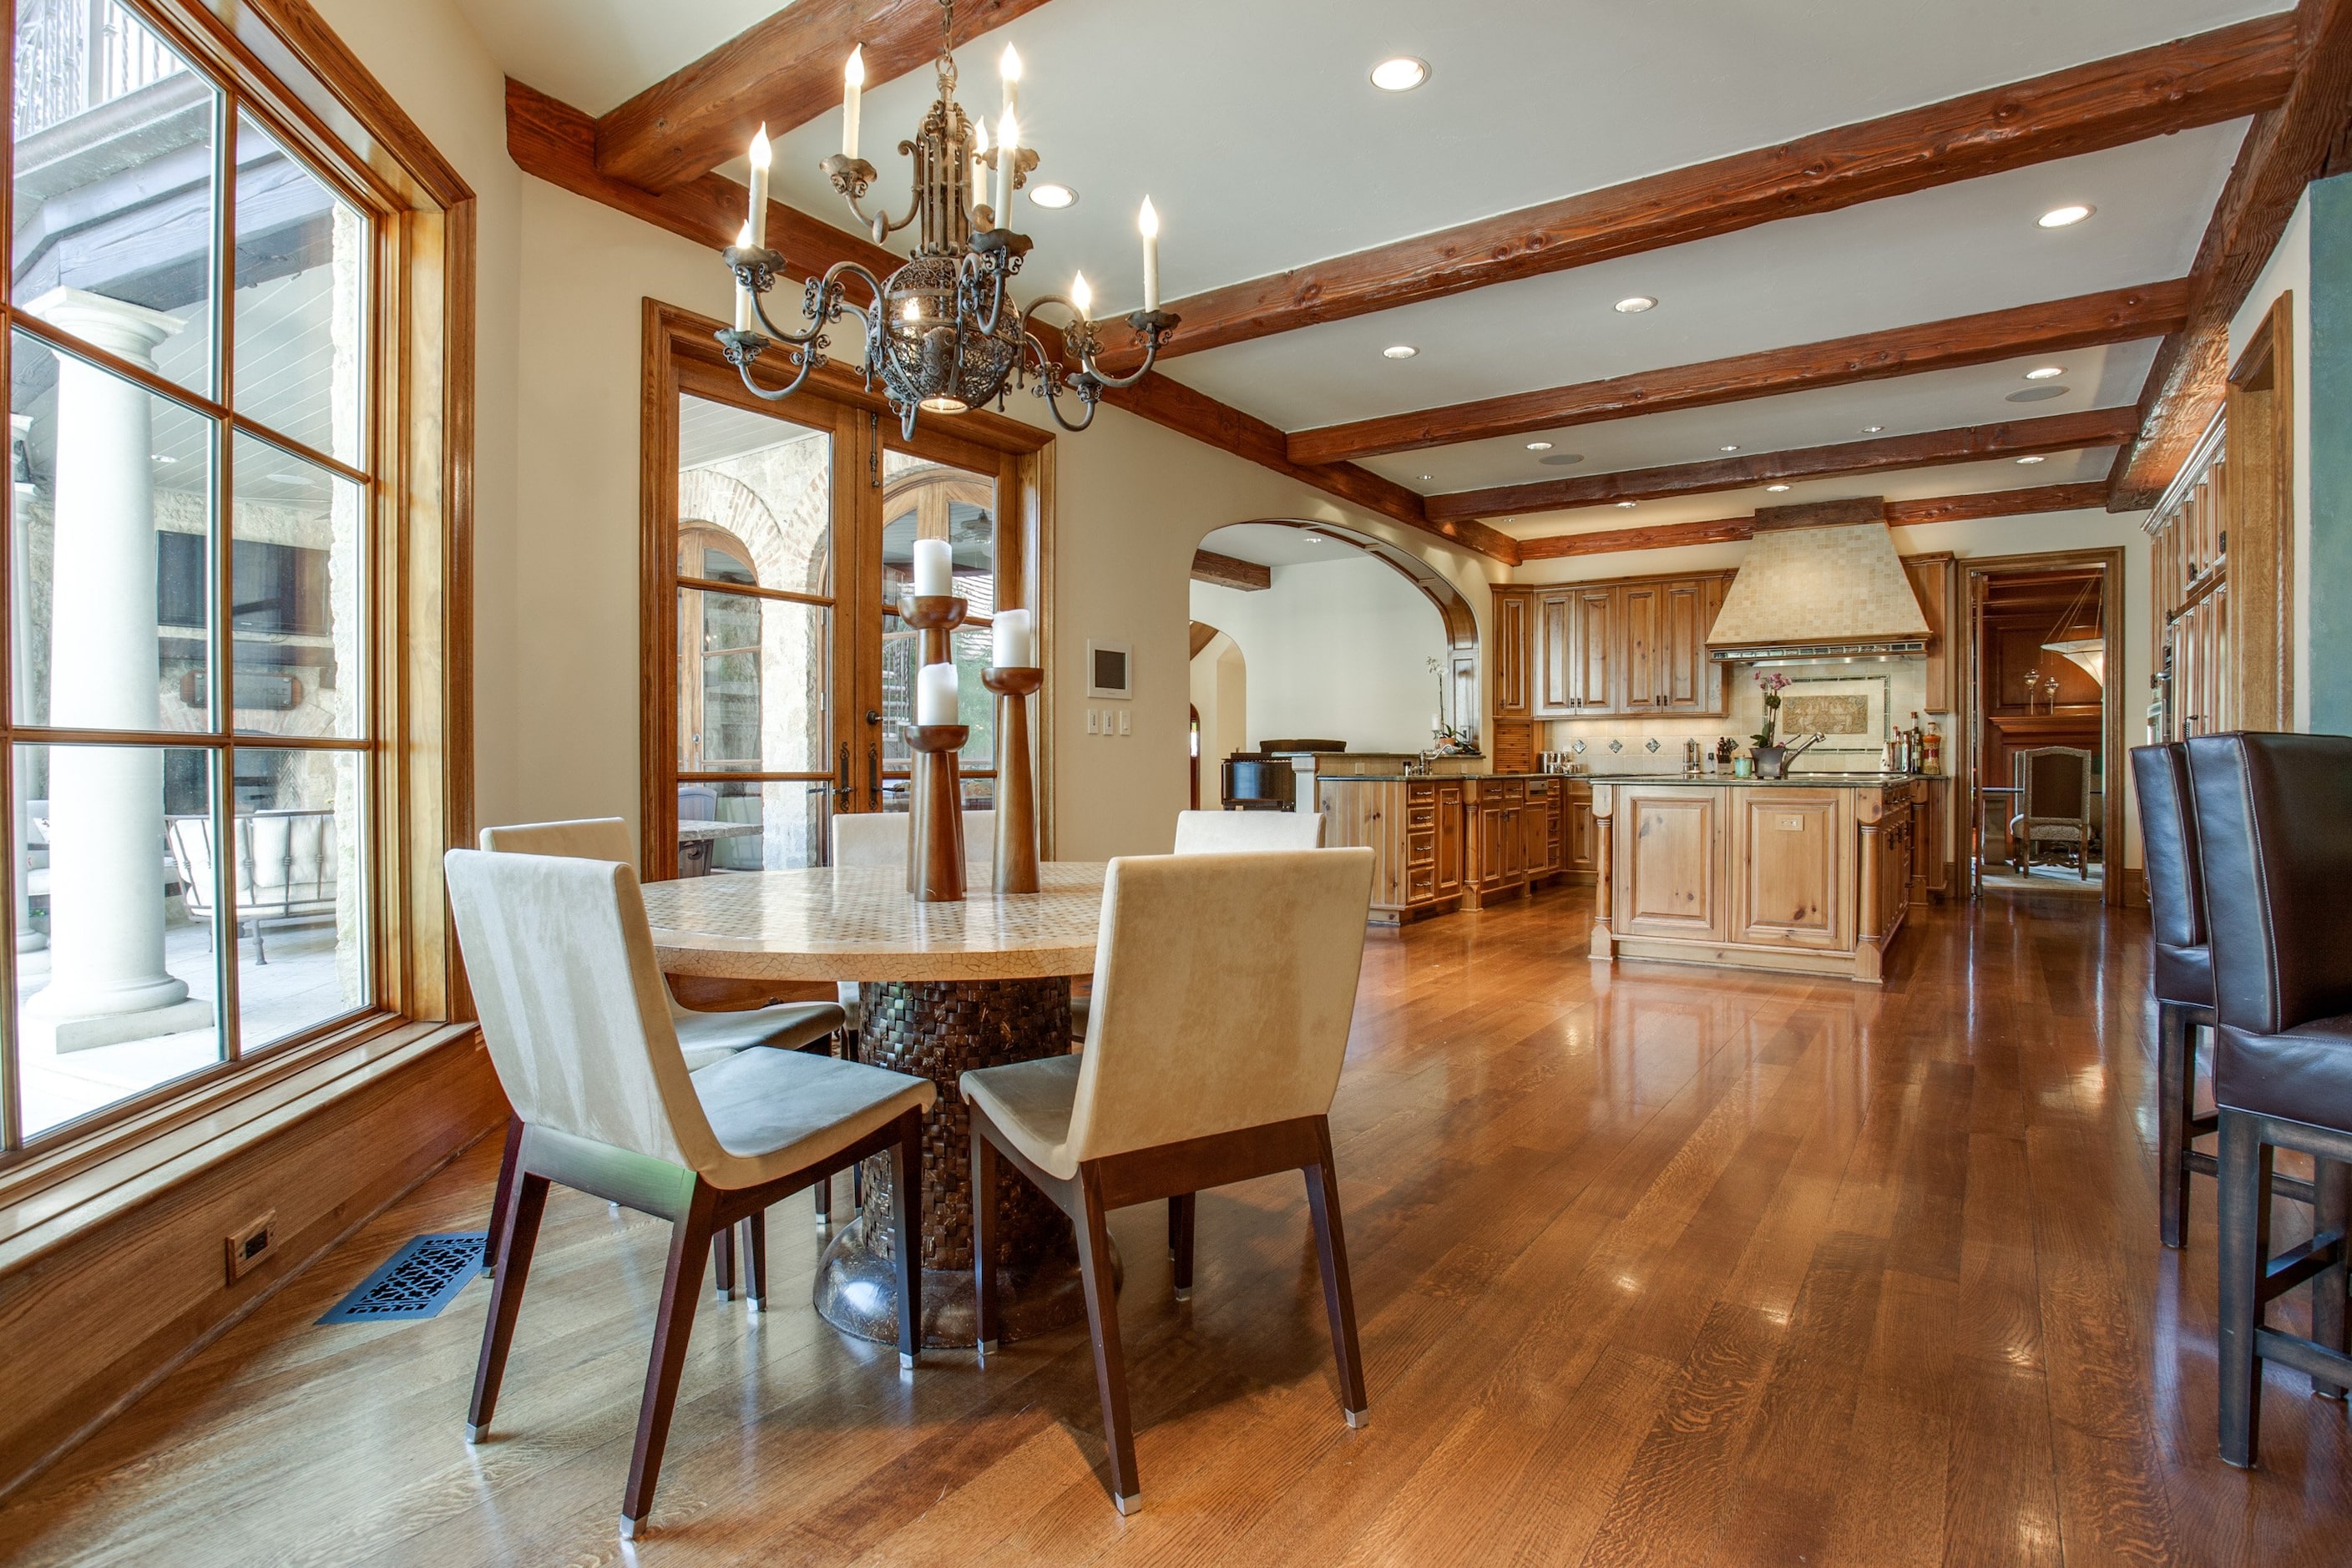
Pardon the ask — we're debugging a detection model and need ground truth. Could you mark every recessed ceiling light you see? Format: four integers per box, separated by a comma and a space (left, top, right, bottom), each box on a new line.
2039, 204, 2094, 229
1765, 483, 1792, 493
1861, 425, 1885, 434
2025, 366, 2065, 381
1418, 473, 1434, 481
1370, 57, 1429, 92
1614, 296, 1657, 314
1616, 500, 1638, 509
1525, 440, 1553, 451
1027, 183, 1076, 210
2016, 454, 2047, 464
1719, 444, 1740, 453
1382, 344, 1418, 359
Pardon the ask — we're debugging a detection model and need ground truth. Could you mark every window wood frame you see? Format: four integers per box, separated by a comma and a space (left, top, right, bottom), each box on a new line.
640, 298, 1050, 881
0, 0, 475, 1179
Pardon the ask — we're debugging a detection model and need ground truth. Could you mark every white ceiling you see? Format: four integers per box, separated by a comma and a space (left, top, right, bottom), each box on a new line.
471, 0, 2286, 519
1201, 523, 1364, 569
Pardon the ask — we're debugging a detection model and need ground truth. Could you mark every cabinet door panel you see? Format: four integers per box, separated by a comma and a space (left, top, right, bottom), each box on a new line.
1494, 591, 1530, 718
1661, 579, 1707, 711
1730, 789, 1845, 948
1436, 783, 1464, 893
1620, 585, 1660, 710
1576, 588, 1616, 714
1616, 788, 1722, 939
1535, 591, 1576, 718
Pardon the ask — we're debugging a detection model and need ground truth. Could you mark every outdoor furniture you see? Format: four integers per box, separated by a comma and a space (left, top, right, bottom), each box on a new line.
2186, 732, 2352, 1469
444, 848, 933, 1540
964, 847, 1377, 1514
164, 810, 336, 963
476, 817, 850, 1276
2009, 746, 2095, 878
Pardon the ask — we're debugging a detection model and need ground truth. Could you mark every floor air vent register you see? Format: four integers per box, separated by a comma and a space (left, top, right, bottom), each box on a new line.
316, 1232, 487, 1324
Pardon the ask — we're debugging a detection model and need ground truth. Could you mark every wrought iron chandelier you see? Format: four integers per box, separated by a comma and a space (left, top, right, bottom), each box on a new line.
717, 0, 1176, 436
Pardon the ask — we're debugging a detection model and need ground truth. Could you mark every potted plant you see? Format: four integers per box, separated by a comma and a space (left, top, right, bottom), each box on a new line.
1750, 670, 1792, 777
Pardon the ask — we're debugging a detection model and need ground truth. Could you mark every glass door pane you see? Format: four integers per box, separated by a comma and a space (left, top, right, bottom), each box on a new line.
879, 452, 998, 812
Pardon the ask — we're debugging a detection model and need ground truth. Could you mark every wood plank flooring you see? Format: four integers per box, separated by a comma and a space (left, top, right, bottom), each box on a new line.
6, 886, 2349, 1565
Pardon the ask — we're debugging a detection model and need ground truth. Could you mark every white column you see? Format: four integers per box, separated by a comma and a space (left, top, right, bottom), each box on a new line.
22, 288, 210, 1051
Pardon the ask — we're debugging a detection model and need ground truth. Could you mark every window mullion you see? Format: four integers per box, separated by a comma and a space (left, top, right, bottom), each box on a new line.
214, 85, 241, 1060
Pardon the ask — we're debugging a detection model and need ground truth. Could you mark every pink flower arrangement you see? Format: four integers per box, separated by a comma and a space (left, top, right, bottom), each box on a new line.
1752, 670, 1791, 750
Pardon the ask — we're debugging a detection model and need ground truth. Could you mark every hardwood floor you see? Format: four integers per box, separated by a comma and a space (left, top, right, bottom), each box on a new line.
6, 885, 2348, 1565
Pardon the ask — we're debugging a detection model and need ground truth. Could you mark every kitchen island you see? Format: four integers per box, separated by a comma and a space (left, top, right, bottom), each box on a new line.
1586, 773, 1945, 984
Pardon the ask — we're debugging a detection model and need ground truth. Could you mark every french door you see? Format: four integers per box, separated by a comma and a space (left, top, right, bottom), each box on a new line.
645, 310, 1039, 879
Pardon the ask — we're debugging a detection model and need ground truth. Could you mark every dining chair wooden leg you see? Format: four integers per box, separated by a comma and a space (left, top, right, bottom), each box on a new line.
1169, 1193, 1195, 1300
1075, 1166, 1141, 1514
889, 1109, 922, 1370
972, 1120, 1002, 1358
712, 1220, 736, 1302
813, 1169, 832, 1228
2158, 1003, 2195, 1249
467, 1170, 549, 1442
1304, 1122, 1369, 1427
621, 1181, 721, 1540
744, 1212, 768, 1314
2314, 1159, 2351, 1399
482, 1115, 524, 1277
2218, 1109, 2274, 1468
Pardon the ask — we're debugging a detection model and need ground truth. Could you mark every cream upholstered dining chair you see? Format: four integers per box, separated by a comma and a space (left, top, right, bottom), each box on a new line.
827, 807, 996, 1026
962, 847, 1376, 1515
1171, 808, 1325, 853
477, 818, 850, 1274
445, 849, 933, 1541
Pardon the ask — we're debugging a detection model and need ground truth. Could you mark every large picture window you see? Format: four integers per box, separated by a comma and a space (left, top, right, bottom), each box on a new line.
1, 0, 422, 1149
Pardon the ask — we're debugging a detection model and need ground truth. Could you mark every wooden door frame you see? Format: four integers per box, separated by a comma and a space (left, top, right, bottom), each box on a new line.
1958, 546, 2127, 908
640, 300, 1053, 878
2226, 290, 2295, 731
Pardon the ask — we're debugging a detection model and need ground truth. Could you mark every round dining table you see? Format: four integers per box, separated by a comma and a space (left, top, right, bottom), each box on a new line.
641, 860, 1107, 1349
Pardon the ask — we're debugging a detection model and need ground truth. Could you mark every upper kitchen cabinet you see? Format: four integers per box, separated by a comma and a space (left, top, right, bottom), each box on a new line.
1903, 552, 1955, 715
1515, 570, 1732, 722
1491, 587, 1531, 719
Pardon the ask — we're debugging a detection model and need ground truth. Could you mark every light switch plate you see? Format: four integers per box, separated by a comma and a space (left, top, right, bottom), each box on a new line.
1117, 711, 1130, 736
1085, 709, 1100, 734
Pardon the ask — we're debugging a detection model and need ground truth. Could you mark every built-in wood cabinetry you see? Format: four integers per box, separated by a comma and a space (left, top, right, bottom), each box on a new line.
1564, 780, 1598, 883
1318, 775, 1566, 923
1588, 776, 1928, 983
1902, 552, 1955, 715
1494, 570, 1733, 726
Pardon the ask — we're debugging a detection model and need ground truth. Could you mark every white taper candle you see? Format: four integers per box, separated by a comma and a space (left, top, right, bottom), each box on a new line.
746, 124, 771, 249
1138, 196, 1160, 311
994, 109, 1019, 223
842, 48, 863, 159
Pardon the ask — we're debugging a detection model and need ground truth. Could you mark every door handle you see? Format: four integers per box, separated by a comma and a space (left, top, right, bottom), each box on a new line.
833, 741, 852, 804
867, 743, 880, 809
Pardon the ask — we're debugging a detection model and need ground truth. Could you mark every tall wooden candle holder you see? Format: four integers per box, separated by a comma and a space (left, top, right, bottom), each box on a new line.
903, 594, 969, 665
980, 666, 1043, 893
903, 723, 970, 903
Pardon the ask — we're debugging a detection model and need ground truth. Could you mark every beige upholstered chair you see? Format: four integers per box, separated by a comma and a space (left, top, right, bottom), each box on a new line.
478, 818, 849, 1269
1171, 808, 1325, 853
827, 808, 996, 1025
962, 847, 1377, 1514
446, 849, 933, 1540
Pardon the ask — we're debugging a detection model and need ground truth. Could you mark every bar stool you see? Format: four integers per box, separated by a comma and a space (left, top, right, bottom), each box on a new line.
2183, 732, 2352, 1468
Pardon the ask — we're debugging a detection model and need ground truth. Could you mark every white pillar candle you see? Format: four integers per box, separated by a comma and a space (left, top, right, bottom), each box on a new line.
969, 118, 989, 218
916, 661, 959, 726
746, 124, 771, 250
992, 608, 1033, 668
1138, 196, 1160, 311
842, 48, 863, 159
994, 109, 1019, 225
912, 537, 953, 598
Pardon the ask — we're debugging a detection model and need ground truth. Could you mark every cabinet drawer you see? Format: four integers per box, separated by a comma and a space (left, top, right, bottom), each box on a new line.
1407, 804, 1436, 830
1408, 867, 1436, 902
1408, 782, 1436, 803
1409, 830, 1435, 867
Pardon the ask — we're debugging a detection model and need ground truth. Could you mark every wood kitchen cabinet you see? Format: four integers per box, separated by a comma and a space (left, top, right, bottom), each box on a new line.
1521, 776, 1565, 888
1465, 778, 1527, 907
1509, 570, 1732, 727
1612, 785, 1724, 942
1564, 781, 1598, 883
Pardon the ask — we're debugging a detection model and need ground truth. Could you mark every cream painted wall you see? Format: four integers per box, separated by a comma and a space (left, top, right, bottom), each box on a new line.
300, 0, 1505, 862
1510, 505, 2154, 869
1189, 556, 1452, 753
2229, 191, 2314, 731
1188, 630, 1247, 780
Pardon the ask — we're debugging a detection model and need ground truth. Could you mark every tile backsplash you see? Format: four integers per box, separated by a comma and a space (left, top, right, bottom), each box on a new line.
1543, 660, 1940, 775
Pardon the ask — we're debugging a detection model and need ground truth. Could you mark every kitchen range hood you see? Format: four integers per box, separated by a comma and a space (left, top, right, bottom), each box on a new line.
1706, 498, 1930, 663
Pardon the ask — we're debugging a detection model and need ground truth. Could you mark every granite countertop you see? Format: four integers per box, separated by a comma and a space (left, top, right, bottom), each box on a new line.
1313, 771, 1561, 783
1574, 771, 1946, 788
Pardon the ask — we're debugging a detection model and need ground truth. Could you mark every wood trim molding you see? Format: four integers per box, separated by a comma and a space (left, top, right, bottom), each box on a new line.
2107, 0, 2352, 508
1191, 549, 1271, 591
2226, 289, 2296, 730
593, 0, 1060, 192
1512, 483, 2107, 561
1287, 280, 2190, 465
506, 80, 1515, 563
1433, 409, 2138, 522
1095, 15, 2298, 367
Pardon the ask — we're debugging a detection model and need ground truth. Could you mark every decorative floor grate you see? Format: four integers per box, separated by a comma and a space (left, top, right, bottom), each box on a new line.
317, 1232, 486, 1324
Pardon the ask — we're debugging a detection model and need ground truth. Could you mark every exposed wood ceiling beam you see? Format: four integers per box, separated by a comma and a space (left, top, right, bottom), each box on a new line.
594, 0, 1059, 193
1191, 549, 1271, 591
505, 80, 1519, 564
2107, 0, 2352, 509
1189, 620, 1220, 658
1095, 14, 2297, 367
1427, 409, 2138, 522
1285, 281, 2189, 466
1512, 483, 2105, 560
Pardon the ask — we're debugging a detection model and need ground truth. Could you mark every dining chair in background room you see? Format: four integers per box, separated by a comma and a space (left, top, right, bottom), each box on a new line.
2011, 746, 2096, 878
1171, 808, 1325, 853
477, 819, 851, 1278
962, 847, 1377, 1514
444, 849, 933, 1540
2130, 748, 2313, 1247
2184, 732, 2352, 1469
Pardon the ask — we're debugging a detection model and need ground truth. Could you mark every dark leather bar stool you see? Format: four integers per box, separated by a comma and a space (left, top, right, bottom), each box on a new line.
2184, 732, 2352, 1468
2131, 745, 2314, 1246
